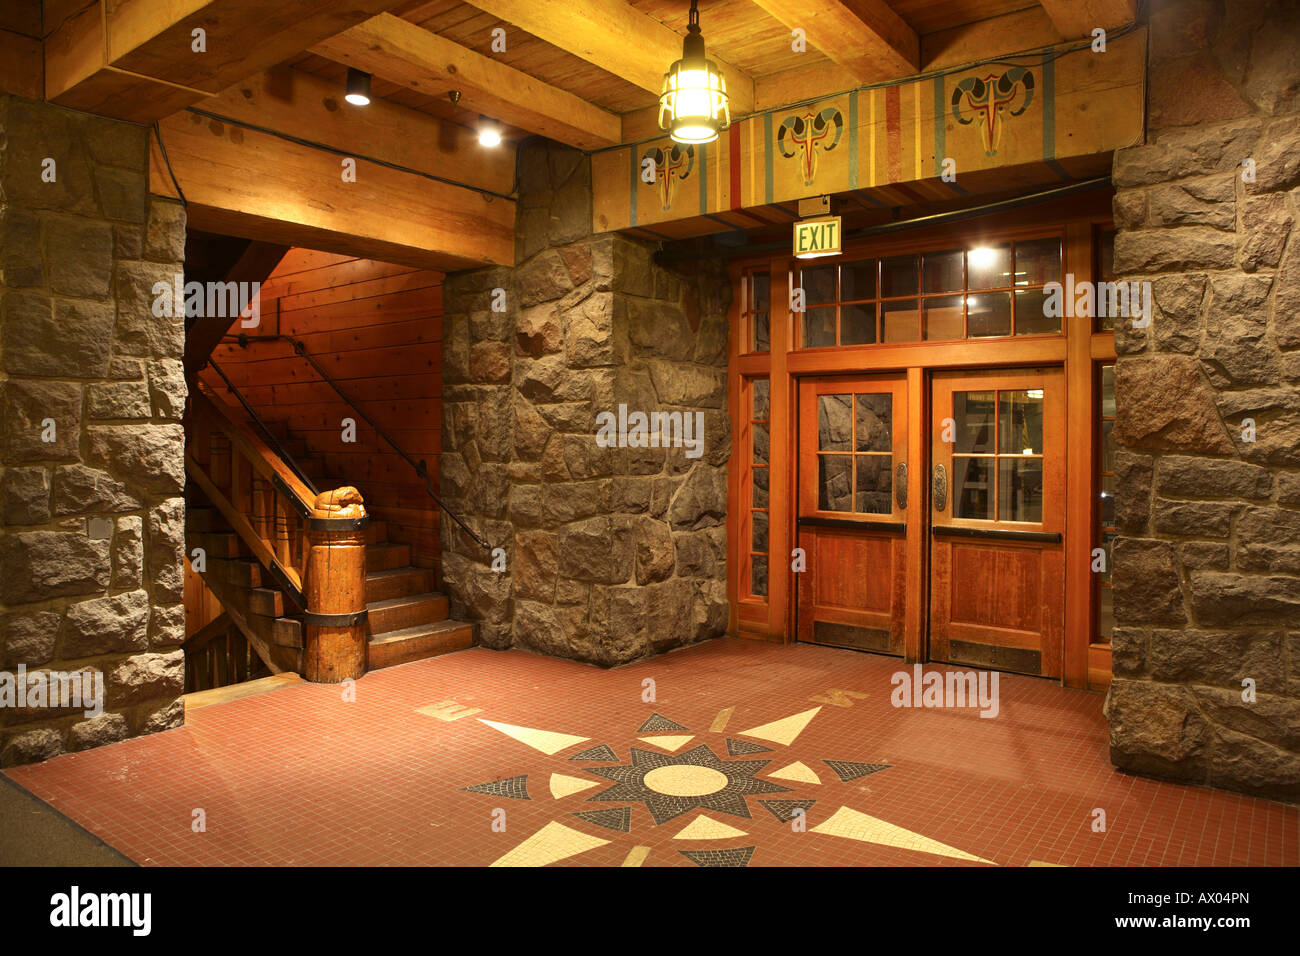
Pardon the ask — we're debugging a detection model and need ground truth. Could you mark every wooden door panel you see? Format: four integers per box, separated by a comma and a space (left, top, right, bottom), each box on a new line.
796, 375, 908, 656
930, 369, 1065, 678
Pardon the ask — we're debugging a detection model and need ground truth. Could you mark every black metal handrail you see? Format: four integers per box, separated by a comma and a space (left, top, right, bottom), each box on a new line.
219, 334, 492, 552
205, 359, 319, 498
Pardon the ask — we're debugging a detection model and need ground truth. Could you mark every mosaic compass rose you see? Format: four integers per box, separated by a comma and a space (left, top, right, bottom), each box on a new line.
584, 743, 792, 825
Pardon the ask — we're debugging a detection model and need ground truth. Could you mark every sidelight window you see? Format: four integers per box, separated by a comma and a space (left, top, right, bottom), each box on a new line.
746, 378, 770, 597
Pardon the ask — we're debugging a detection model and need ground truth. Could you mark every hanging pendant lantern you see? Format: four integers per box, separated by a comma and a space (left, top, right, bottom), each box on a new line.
658, 0, 730, 145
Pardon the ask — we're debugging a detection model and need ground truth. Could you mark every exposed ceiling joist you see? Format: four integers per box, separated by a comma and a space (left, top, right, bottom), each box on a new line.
1036, 0, 1138, 39
199, 66, 516, 199
465, 0, 756, 116
310, 13, 622, 150
45, 0, 400, 122
748, 0, 919, 82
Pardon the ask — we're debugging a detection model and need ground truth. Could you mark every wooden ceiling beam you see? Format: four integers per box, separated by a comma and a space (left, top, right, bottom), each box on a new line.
310, 13, 621, 150
1037, 0, 1137, 39
195, 66, 516, 199
44, 0, 402, 122
464, 0, 755, 116
748, 0, 919, 83
148, 110, 515, 271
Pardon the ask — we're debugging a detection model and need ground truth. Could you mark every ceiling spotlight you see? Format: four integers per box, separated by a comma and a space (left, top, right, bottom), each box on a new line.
478, 116, 503, 148
658, 0, 730, 145
345, 68, 371, 106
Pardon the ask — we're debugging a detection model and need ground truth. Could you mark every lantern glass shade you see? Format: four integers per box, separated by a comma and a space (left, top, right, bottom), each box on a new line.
345, 68, 371, 106
659, 57, 729, 144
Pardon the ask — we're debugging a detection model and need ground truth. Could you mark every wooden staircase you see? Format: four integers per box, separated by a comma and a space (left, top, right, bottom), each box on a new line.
184, 388, 473, 687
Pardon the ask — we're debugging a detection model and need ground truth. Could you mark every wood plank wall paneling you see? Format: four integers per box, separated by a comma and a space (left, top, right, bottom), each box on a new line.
183, 557, 225, 638
206, 249, 446, 572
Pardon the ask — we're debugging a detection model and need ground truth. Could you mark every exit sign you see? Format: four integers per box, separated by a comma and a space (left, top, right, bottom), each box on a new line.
793, 216, 842, 258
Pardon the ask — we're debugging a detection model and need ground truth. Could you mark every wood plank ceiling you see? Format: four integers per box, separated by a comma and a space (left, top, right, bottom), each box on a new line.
282, 0, 1136, 147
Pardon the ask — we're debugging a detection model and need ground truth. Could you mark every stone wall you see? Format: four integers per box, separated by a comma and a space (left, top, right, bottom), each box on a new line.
0, 97, 187, 766
440, 139, 730, 665
1106, 0, 1300, 800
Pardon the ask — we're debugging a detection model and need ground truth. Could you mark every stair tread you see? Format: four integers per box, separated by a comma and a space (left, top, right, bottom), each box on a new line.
369, 619, 472, 644
366, 566, 425, 581
367, 591, 447, 611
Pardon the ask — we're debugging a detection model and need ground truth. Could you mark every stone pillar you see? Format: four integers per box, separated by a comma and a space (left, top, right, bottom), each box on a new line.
440, 139, 731, 666
1106, 0, 1300, 800
0, 97, 188, 765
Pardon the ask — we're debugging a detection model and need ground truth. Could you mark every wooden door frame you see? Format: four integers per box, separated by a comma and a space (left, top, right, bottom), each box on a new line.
725, 192, 1113, 688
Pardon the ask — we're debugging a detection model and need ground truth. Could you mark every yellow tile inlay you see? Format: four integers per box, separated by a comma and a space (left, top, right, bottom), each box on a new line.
811, 806, 994, 864
490, 821, 610, 867
768, 760, 821, 785
643, 765, 728, 797
478, 718, 590, 756
637, 734, 694, 752
622, 845, 652, 867
548, 773, 600, 799
416, 699, 483, 721
673, 815, 749, 841
1028, 860, 1066, 867
737, 706, 821, 747
709, 706, 735, 732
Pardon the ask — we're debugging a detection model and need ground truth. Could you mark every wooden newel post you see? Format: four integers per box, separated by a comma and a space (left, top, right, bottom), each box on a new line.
303, 487, 369, 683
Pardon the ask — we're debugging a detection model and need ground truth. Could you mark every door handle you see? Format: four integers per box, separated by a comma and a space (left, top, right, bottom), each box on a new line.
895, 462, 907, 509
932, 463, 947, 512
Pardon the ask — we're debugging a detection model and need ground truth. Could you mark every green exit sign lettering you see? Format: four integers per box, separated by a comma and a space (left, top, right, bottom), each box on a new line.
793, 216, 842, 259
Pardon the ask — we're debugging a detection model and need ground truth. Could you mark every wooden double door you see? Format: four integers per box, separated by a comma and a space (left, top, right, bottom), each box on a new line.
796, 368, 1066, 678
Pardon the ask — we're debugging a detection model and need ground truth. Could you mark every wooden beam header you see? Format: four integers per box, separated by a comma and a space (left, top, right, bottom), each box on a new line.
592, 28, 1146, 234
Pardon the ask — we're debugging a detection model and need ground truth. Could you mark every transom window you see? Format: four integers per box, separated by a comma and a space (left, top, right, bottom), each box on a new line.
797, 237, 1063, 348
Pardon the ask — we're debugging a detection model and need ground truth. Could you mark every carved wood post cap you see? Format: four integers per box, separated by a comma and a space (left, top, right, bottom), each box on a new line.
312, 486, 367, 519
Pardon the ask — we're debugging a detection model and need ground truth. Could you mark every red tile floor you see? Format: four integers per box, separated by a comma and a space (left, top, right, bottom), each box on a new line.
6, 638, 1298, 866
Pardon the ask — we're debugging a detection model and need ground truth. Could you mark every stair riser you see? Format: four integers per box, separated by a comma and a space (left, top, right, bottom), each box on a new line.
369, 595, 449, 634
368, 624, 474, 670
366, 544, 411, 572
364, 569, 437, 603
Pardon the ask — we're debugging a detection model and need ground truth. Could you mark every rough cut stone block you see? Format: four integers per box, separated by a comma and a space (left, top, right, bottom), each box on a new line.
1113, 356, 1233, 454
0, 610, 60, 669
60, 590, 149, 659
146, 359, 186, 420
1112, 117, 1260, 187
45, 218, 113, 297
53, 464, 142, 515
86, 424, 185, 496
87, 381, 152, 419
1238, 194, 1293, 271
2, 466, 51, 525
1, 728, 65, 767
0, 531, 110, 604
1188, 571, 1300, 624
144, 199, 186, 262
1112, 538, 1187, 624
106, 650, 183, 707
1151, 498, 1234, 536
1154, 455, 1271, 499
1147, 175, 1235, 229
1113, 227, 1235, 274
69, 713, 130, 752
1, 379, 82, 463
1107, 679, 1209, 781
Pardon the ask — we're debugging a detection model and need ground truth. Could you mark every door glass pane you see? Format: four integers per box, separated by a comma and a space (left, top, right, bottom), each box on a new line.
954, 391, 995, 453
855, 394, 892, 451
998, 390, 1044, 455
1014, 289, 1059, 335
1101, 365, 1115, 417
1014, 238, 1061, 286
841, 303, 877, 345
953, 457, 994, 520
841, 260, 876, 301
967, 243, 1012, 289
752, 379, 770, 420
752, 312, 770, 351
881, 255, 918, 297
818, 394, 852, 450
967, 291, 1011, 337
923, 294, 964, 340
751, 555, 768, 597
855, 455, 892, 513
802, 265, 836, 305
998, 458, 1043, 522
881, 300, 920, 341
752, 511, 769, 552
923, 249, 963, 293
753, 422, 769, 464
819, 455, 853, 511
752, 466, 769, 507
803, 307, 836, 348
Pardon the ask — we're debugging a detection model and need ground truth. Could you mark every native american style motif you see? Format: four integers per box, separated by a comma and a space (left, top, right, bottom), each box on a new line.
642, 144, 695, 211
777, 107, 844, 186
950, 67, 1035, 156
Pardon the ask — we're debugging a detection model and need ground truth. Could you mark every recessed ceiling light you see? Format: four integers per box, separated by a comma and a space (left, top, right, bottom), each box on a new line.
478, 116, 503, 147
